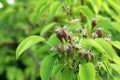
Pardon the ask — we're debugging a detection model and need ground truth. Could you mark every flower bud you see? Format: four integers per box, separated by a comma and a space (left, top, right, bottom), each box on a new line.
57, 45, 64, 53
62, 29, 68, 42
96, 27, 103, 38
85, 54, 91, 62
56, 31, 63, 43
92, 18, 97, 28
67, 46, 74, 54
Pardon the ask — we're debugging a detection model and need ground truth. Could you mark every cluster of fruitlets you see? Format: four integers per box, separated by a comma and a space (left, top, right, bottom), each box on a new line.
55, 18, 110, 73
56, 29, 74, 56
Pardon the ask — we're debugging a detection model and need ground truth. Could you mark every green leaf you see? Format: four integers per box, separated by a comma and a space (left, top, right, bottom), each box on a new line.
110, 63, 120, 75
102, 2, 120, 22
110, 41, 120, 50
50, 1, 61, 18
40, 22, 57, 35
51, 64, 65, 77
82, 39, 120, 65
108, 0, 120, 15
81, 39, 106, 55
96, 74, 103, 80
95, 39, 120, 66
47, 33, 61, 47
111, 22, 120, 32
34, 44, 50, 56
95, 39, 116, 59
31, 0, 50, 22
79, 63, 96, 80
40, 55, 57, 80
61, 67, 77, 80
16, 36, 45, 59
34, 33, 61, 56
96, 19, 113, 30
78, 6, 94, 21
86, 0, 99, 14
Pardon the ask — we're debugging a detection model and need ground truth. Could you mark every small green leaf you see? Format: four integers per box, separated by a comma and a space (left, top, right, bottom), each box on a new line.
47, 33, 61, 47
110, 41, 120, 50
40, 22, 57, 35
51, 64, 65, 77
79, 63, 96, 80
16, 36, 45, 59
40, 55, 57, 80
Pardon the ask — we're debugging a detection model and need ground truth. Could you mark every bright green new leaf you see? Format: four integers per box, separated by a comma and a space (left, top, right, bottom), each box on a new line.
79, 63, 96, 80
110, 63, 120, 75
95, 39, 120, 66
16, 36, 45, 59
102, 2, 120, 22
40, 22, 57, 35
110, 41, 120, 50
111, 22, 120, 32
40, 55, 57, 80
87, 0, 99, 14
31, 0, 50, 21
95, 39, 116, 59
108, 0, 120, 15
50, 1, 61, 18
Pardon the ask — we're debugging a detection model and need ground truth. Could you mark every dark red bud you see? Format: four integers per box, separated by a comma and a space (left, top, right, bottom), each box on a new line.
92, 18, 97, 28
67, 46, 74, 54
96, 28, 103, 38
56, 31, 63, 43
57, 45, 64, 53
62, 29, 68, 42
85, 54, 91, 62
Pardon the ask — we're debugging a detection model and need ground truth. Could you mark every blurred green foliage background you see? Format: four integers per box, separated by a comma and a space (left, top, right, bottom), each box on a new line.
0, 0, 120, 80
